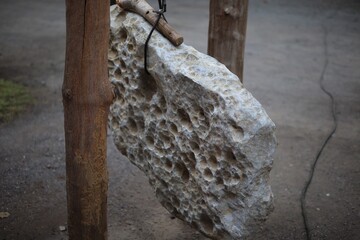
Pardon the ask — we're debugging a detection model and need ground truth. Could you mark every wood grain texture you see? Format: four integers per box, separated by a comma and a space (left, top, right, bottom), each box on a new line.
208, 0, 248, 82
63, 0, 113, 239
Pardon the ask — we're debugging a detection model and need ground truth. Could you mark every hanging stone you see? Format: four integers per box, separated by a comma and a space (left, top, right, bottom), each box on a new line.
109, 5, 276, 240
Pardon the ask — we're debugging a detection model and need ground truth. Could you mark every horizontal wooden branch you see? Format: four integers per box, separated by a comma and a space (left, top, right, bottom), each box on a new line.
116, 0, 183, 46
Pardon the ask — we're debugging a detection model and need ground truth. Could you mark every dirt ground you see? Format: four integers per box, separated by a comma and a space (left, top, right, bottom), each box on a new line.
1, 0, 359, 239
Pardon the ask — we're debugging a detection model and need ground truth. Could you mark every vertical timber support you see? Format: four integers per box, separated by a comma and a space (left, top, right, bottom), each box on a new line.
63, 0, 112, 239
208, 0, 249, 82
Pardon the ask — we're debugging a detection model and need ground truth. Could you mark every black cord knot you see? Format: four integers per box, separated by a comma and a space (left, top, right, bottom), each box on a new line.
144, 0, 167, 74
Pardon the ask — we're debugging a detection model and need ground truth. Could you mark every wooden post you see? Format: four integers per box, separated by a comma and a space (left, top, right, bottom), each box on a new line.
62, 0, 113, 239
208, 0, 249, 82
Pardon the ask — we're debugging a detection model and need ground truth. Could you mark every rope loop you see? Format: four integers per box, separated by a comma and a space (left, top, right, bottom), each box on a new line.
144, 0, 167, 74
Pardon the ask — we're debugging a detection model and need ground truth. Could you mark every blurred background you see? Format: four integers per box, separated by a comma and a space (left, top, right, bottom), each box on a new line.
0, 0, 359, 239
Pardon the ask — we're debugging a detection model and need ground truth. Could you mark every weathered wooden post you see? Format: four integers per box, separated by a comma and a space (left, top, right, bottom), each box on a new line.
208, 0, 249, 82
62, 0, 113, 239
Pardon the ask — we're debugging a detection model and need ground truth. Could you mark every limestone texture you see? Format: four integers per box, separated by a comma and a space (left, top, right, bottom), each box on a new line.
108, 6, 276, 239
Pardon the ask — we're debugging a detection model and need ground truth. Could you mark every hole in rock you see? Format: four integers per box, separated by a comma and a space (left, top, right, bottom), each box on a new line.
159, 132, 171, 148
155, 146, 165, 157
117, 83, 125, 94
199, 214, 214, 234
128, 153, 135, 161
188, 152, 196, 162
203, 168, 214, 181
158, 95, 167, 109
138, 70, 158, 101
229, 120, 244, 140
128, 105, 134, 116
191, 115, 199, 126
188, 161, 196, 173
145, 135, 155, 148
144, 149, 151, 160
169, 122, 178, 135
213, 146, 221, 157
159, 119, 166, 128
113, 56, 122, 67
116, 95, 125, 105
160, 179, 168, 189
132, 89, 144, 100
213, 216, 221, 225
177, 108, 192, 129
226, 192, 238, 199
115, 135, 124, 143
200, 118, 210, 132
109, 47, 118, 60
129, 78, 138, 88
153, 106, 163, 118
114, 68, 122, 79
199, 157, 207, 168
181, 167, 190, 182
122, 50, 128, 57
108, 60, 115, 69
137, 117, 145, 131
224, 149, 237, 164
223, 171, 231, 182
215, 177, 224, 187
153, 157, 160, 166
174, 162, 190, 182
208, 155, 218, 169
198, 107, 206, 120
111, 118, 120, 130
127, 43, 134, 51
206, 104, 215, 113
127, 118, 138, 134
189, 141, 200, 154
120, 59, 126, 70
119, 28, 128, 43
242, 173, 248, 180
232, 173, 241, 185
137, 148, 144, 159
118, 146, 127, 157
165, 158, 173, 171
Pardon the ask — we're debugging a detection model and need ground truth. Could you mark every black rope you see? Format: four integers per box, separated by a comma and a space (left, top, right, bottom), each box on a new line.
300, 24, 338, 240
144, 0, 167, 74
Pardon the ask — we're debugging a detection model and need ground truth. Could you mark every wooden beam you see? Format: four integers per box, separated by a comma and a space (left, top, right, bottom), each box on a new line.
117, 0, 183, 46
63, 0, 113, 239
208, 0, 249, 82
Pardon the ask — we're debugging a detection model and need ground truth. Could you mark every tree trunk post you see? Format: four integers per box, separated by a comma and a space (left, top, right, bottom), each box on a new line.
208, 0, 249, 82
63, 0, 113, 239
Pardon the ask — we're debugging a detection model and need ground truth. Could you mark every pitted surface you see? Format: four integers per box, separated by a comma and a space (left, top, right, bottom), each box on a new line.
109, 6, 276, 239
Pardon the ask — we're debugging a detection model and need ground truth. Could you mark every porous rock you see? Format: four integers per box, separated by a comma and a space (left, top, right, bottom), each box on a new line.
108, 6, 276, 239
